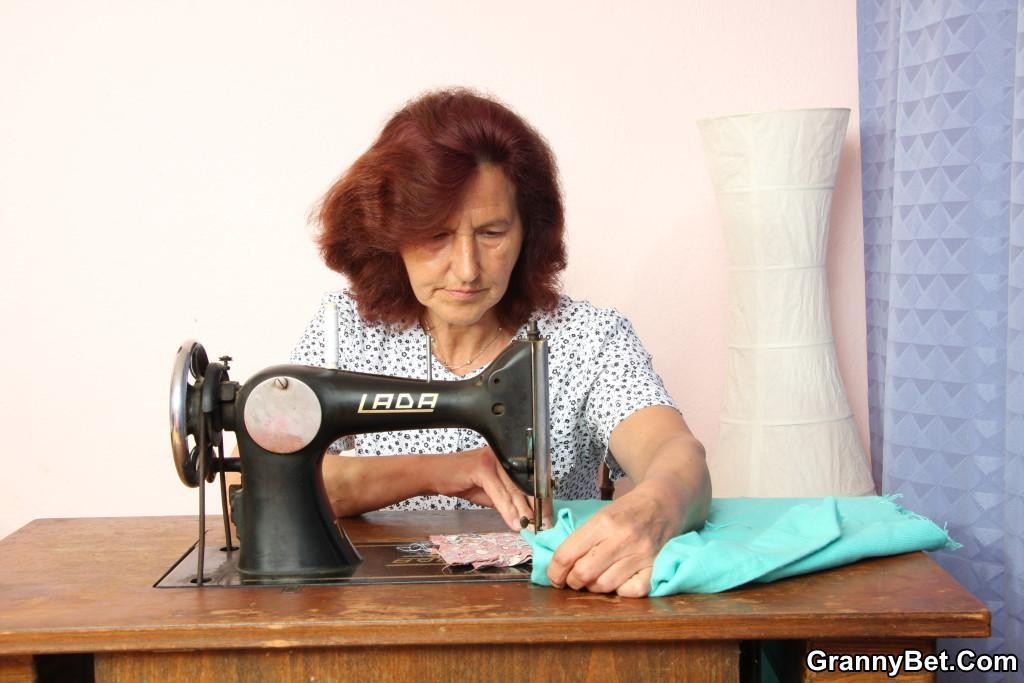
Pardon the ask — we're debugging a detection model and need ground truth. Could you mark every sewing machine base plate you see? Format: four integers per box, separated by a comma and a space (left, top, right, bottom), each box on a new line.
154, 541, 531, 588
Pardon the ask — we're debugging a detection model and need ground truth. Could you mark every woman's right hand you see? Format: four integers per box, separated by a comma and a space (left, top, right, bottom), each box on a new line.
431, 446, 536, 531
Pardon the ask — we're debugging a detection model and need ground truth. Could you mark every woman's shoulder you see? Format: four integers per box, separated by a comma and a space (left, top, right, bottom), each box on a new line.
536, 295, 633, 335
320, 290, 400, 335
320, 289, 361, 320
533, 296, 639, 363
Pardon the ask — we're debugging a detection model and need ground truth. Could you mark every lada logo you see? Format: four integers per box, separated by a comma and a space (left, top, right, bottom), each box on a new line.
357, 392, 439, 413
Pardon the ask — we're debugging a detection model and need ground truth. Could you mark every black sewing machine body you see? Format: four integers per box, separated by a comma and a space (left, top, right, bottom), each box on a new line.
166, 332, 551, 585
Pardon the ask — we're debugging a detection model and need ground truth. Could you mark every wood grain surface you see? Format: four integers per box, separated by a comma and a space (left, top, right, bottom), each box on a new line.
0, 512, 989, 660
0, 656, 32, 683
94, 641, 739, 682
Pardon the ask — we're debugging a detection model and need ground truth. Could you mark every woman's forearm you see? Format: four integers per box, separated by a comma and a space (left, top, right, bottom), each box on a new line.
321, 453, 440, 517
608, 406, 713, 537
319, 447, 535, 530
630, 433, 711, 534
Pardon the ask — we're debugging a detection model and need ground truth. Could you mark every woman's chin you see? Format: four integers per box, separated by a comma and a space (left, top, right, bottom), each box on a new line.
425, 302, 498, 329
433, 313, 487, 329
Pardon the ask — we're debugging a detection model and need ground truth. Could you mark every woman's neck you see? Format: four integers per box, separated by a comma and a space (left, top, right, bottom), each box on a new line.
422, 312, 508, 375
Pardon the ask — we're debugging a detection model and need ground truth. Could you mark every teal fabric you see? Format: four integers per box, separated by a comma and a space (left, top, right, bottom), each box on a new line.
522, 496, 958, 595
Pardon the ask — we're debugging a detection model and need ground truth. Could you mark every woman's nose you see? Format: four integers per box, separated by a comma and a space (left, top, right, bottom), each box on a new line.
451, 234, 481, 282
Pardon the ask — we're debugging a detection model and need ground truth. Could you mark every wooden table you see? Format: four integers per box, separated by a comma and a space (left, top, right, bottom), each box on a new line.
0, 512, 989, 682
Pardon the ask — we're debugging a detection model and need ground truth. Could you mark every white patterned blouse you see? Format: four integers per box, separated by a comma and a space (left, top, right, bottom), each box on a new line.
290, 291, 677, 511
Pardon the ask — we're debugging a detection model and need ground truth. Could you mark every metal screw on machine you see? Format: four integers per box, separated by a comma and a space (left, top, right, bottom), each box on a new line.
274, 377, 289, 390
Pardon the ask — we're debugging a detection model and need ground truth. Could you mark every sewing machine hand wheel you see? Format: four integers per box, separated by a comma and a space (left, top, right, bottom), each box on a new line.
169, 340, 218, 487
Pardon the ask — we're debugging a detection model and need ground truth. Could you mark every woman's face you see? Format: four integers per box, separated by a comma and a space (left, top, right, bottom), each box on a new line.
400, 163, 523, 329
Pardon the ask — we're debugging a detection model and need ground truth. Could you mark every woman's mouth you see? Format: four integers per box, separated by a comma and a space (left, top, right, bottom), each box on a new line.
444, 288, 484, 301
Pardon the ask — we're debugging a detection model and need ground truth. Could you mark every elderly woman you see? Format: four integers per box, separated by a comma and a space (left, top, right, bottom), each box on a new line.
291, 89, 710, 597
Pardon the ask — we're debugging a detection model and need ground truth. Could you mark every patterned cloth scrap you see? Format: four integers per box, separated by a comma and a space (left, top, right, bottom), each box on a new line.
429, 532, 533, 569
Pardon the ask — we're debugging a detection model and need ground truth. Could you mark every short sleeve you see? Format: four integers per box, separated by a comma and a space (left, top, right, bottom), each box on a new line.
290, 291, 362, 368
290, 299, 328, 366
582, 313, 677, 476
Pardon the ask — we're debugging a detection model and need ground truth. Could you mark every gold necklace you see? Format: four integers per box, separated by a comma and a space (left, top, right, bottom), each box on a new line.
422, 322, 504, 372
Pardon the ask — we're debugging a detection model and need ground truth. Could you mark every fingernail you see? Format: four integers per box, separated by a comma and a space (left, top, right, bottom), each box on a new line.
519, 516, 529, 529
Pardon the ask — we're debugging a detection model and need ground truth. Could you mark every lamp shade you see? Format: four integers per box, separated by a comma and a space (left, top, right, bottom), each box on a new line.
698, 108, 875, 497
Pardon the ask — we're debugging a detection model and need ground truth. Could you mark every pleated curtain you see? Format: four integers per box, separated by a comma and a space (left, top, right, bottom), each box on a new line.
858, 0, 1024, 677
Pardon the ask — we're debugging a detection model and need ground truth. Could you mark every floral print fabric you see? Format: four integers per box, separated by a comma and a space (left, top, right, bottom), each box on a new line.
429, 532, 533, 569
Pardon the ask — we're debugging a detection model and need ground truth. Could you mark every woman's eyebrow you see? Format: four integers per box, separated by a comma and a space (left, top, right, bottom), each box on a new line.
472, 217, 512, 230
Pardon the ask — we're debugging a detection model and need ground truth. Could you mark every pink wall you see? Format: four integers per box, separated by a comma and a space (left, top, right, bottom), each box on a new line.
0, 1, 866, 537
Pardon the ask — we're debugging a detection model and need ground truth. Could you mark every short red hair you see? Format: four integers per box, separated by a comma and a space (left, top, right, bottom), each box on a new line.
316, 88, 566, 329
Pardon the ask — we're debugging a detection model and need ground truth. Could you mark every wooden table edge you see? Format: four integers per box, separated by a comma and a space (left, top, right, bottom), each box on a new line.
0, 609, 991, 657
0, 515, 992, 658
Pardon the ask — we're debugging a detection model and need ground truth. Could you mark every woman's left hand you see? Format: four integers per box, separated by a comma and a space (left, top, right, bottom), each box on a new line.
544, 406, 711, 598
544, 480, 682, 598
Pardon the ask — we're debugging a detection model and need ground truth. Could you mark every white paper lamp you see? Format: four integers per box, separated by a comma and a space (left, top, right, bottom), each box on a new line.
698, 108, 875, 497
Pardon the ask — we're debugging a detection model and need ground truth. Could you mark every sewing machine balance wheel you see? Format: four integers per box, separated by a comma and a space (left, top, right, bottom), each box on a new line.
169, 339, 220, 488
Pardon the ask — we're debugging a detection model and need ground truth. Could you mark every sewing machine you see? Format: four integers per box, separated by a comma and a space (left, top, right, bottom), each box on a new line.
162, 323, 552, 587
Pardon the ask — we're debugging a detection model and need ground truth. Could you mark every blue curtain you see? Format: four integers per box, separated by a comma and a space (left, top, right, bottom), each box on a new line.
858, 1, 1024, 678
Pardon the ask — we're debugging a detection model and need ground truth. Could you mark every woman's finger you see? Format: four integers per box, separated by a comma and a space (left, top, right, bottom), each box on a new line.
490, 459, 536, 528
576, 553, 651, 594
563, 539, 626, 591
471, 449, 533, 530
477, 466, 529, 530
547, 522, 603, 588
615, 567, 653, 598
508, 489, 535, 530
